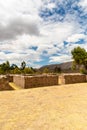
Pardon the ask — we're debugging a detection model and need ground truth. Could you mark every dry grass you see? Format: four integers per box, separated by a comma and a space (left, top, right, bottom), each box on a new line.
0, 83, 87, 130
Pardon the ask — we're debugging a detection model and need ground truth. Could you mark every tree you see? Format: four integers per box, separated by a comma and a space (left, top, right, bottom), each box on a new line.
71, 46, 87, 71
0, 61, 10, 74
84, 58, 87, 69
10, 64, 18, 70
43, 67, 49, 73
21, 61, 26, 70
13, 67, 21, 74
71, 46, 86, 64
10, 64, 18, 74
72, 61, 77, 70
54, 66, 61, 73
23, 67, 34, 74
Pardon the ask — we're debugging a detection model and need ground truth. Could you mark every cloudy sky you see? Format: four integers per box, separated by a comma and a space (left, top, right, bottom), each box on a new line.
0, 0, 87, 67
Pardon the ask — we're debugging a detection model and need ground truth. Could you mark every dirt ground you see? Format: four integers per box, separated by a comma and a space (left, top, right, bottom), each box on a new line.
0, 83, 87, 130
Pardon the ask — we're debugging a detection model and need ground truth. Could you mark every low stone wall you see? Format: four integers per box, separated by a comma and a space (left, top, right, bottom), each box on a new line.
0, 74, 87, 91
13, 75, 58, 88
59, 74, 86, 84
12, 74, 87, 89
24, 75, 58, 88
0, 77, 13, 91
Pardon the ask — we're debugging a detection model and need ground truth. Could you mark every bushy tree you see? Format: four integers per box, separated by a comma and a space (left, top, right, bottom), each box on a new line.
43, 67, 49, 73
0, 61, 10, 74
23, 67, 34, 74
13, 67, 21, 74
0, 60, 36, 74
71, 46, 87, 72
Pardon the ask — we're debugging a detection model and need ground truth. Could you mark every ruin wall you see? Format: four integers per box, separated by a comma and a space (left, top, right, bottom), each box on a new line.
24, 75, 58, 88
13, 75, 58, 88
12, 74, 87, 89
0, 77, 13, 91
59, 74, 86, 84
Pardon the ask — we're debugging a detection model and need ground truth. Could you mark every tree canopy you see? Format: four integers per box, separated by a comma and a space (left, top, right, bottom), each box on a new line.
0, 61, 35, 74
71, 46, 87, 71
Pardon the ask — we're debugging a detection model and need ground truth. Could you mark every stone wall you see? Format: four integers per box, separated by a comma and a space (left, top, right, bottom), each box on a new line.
0, 77, 13, 91
0, 74, 87, 91
12, 74, 87, 89
13, 75, 58, 89
59, 74, 86, 84
24, 75, 58, 88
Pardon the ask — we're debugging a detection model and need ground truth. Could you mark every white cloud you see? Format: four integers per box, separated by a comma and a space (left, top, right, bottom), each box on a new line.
45, 3, 56, 9
49, 54, 72, 63
79, 0, 87, 11
0, 0, 42, 21
67, 34, 86, 43
0, 0, 86, 67
0, 18, 83, 66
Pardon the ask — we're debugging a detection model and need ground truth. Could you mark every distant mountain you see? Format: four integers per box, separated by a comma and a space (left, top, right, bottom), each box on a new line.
39, 61, 79, 73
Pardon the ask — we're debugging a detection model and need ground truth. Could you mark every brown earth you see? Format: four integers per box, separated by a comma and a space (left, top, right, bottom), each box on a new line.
0, 83, 87, 130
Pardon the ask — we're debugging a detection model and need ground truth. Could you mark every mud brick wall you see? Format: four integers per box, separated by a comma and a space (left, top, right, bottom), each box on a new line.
0, 77, 13, 91
13, 74, 87, 88
59, 74, 86, 84
24, 75, 58, 88
13, 75, 58, 88
13, 75, 25, 88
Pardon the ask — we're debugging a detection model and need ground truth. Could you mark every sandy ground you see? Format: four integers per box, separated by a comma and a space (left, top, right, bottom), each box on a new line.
0, 83, 87, 130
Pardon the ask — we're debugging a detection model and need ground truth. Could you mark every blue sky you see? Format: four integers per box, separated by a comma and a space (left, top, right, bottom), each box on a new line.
0, 0, 87, 68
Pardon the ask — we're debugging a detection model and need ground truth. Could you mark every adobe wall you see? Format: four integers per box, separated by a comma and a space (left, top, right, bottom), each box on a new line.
24, 75, 58, 88
0, 77, 13, 91
59, 74, 86, 84
13, 75, 25, 88
0, 74, 86, 91
13, 74, 87, 89
13, 75, 58, 88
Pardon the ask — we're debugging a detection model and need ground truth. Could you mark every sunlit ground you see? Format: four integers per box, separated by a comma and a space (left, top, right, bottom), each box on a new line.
0, 83, 87, 130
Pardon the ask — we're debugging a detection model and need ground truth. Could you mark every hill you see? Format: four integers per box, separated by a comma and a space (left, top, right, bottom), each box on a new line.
39, 61, 78, 73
